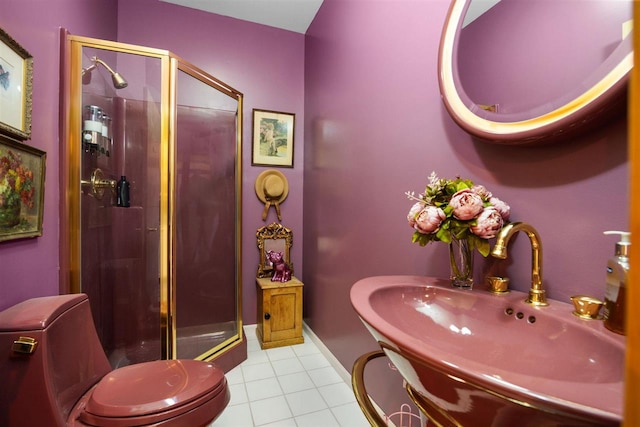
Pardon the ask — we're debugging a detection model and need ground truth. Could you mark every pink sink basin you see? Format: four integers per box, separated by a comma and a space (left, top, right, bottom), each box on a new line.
351, 276, 626, 426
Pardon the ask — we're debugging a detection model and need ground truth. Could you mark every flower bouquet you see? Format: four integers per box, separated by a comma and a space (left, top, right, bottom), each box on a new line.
406, 172, 510, 287
0, 149, 35, 228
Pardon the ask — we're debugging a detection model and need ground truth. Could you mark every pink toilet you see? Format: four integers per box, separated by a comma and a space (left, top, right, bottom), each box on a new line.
0, 293, 230, 427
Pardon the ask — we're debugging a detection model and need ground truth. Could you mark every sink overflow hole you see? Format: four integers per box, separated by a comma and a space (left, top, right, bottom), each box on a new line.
505, 308, 514, 315
528, 316, 536, 324
516, 312, 524, 319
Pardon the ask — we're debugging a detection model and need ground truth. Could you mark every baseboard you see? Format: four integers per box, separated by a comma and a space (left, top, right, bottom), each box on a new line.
301, 321, 352, 383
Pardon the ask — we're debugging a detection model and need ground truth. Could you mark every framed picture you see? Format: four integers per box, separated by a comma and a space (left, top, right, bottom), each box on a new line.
252, 109, 295, 167
0, 27, 33, 140
0, 135, 45, 242
256, 222, 293, 278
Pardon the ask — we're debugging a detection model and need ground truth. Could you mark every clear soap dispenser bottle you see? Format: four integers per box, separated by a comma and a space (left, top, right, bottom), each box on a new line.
602, 231, 630, 335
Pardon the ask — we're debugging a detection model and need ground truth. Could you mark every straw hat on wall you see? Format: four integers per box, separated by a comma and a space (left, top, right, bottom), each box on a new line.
255, 169, 289, 220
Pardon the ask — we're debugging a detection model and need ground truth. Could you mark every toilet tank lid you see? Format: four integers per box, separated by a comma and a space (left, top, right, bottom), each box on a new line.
0, 294, 87, 331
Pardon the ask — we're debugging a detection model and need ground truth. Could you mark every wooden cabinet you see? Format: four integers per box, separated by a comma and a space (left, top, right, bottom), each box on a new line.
256, 276, 304, 349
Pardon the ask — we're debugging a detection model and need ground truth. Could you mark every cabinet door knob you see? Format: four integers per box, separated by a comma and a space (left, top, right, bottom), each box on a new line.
264, 313, 271, 320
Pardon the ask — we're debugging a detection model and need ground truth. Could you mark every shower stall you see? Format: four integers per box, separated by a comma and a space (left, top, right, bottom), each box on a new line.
60, 33, 244, 368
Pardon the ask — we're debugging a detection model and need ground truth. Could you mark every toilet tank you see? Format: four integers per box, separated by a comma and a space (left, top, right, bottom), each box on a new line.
0, 294, 112, 427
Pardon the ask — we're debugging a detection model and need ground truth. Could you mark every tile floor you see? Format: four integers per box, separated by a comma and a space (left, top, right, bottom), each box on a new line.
210, 324, 371, 427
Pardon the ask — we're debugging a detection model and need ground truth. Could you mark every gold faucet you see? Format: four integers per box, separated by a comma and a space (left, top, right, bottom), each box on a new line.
491, 222, 548, 306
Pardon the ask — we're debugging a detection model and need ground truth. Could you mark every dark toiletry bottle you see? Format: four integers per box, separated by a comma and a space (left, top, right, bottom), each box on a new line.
602, 231, 629, 335
116, 176, 130, 208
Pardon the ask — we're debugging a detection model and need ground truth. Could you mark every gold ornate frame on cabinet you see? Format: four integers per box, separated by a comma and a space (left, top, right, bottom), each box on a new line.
256, 222, 293, 278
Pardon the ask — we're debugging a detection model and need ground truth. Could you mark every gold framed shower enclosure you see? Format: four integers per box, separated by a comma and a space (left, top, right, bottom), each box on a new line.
61, 33, 243, 365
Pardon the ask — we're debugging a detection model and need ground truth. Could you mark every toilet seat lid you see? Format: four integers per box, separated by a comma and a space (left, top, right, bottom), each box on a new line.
84, 359, 226, 418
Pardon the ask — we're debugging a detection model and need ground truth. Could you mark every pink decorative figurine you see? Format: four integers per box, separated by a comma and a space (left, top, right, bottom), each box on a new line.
267, 250, 292, 282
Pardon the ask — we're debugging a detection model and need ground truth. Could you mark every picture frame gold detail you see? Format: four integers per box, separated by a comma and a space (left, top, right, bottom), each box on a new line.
251, 109, 295, 168
0, 27, 33, 140
0, 134, 46, 242
256, 222, 293, 278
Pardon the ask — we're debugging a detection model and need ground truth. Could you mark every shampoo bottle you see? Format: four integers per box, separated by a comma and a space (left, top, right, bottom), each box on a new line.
602, 231, 630, 335
116, 176, 130, 208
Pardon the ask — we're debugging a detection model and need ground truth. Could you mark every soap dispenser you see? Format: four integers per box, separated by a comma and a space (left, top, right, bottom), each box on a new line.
602, 231, 630, 335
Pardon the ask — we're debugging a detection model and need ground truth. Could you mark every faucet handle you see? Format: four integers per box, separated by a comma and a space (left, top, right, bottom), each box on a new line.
487, 276, 510, 293
570, 295, 604, 319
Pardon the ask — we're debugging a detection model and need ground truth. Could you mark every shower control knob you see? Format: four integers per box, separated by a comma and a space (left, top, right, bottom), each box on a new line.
264, 313, 271, 320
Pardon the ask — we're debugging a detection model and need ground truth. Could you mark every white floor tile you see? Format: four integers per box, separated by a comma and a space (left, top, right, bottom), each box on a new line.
210, 402, 254, 426
244, 325, 258, 338
225, 366, 244, 385
245, 377, 283, 402
224, 325, 371, 427
266, 346, 297, 361
244, 349, 270, 365
318, 382, 356, 407
271, 357, 305, 376
298, 353, 331, 370
284, 388, 328, 417
259, 419, 297, 427
250, 395, 293, 426
291, 340, 320, 357
277, 371, 316, 394
331, 402, 371, 427
307, 366, 344, 387
228, 383, 248, 406
247, 340, 262, 353
295, 409, 341, 427
242, 362, 276, 382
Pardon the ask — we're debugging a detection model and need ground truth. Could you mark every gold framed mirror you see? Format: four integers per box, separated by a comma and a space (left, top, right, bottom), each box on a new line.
256, 222, 293, 278
438, 0, 633, 145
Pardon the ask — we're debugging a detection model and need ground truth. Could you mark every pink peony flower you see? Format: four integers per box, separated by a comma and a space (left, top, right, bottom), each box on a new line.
407, 202, 425, 228
471, 185, 492, 200
489, 197, 510, 220
470, 207, 504, 239
449, 189, 484, 220
414, 205, 446, 234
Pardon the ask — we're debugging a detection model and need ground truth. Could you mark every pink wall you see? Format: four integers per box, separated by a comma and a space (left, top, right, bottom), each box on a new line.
303, 0, 628, 416
117, 0, 305, 324
0, 0, 118, 311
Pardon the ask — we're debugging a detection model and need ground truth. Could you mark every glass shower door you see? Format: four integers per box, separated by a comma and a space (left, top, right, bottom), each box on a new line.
78, 45, 164, 367
174, 63, 241, 359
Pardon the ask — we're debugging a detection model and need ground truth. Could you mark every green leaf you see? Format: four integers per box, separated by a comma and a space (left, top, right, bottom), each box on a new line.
412, 231, 434, 246
476, 238, 490, 257
436, 228, 451, 243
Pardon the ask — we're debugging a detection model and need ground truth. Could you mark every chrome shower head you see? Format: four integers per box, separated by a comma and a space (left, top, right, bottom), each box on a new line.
81, 56, 128, 89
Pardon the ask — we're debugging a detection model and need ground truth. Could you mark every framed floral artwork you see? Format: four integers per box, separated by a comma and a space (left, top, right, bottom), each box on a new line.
0, 135, 46, 242
251, 109, 295, 167
0, 27, 33, 140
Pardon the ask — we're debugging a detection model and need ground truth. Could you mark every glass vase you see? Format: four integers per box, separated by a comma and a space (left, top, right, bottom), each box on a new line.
449, 237, 474, 289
